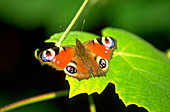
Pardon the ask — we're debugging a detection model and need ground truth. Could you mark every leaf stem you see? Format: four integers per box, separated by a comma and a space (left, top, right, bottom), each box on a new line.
88, 95, 96, 112
56, 0, 88, 47
0, 90, 69, 112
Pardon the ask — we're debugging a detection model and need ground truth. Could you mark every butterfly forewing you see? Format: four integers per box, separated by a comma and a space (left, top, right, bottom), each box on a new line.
84, 37, 117, 60
38, 46, 76, 70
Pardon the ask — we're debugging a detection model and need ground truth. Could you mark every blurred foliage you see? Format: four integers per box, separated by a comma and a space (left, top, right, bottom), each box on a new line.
0, 0, 170, 41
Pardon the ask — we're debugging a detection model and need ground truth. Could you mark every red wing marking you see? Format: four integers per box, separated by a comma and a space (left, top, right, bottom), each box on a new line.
52, 48, 75, 69
87, 42, 110, 59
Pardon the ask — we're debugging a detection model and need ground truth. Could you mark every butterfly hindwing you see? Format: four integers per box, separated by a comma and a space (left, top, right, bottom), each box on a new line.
64, 53, 91, 80
64, 51, 107, 80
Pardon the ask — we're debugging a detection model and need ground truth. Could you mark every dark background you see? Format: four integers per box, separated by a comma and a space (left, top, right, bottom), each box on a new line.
0, 0, 169, 112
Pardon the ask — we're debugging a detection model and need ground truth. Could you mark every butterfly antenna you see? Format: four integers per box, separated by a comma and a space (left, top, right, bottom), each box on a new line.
56, 0, 88, 47
79, 19, 86, 39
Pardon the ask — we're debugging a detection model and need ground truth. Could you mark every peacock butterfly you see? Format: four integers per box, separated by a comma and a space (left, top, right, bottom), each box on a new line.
38, 37, 117, 80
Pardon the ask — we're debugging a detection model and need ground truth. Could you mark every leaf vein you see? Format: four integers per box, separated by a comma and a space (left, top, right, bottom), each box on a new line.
121, 55, 170, 98
118, 52, 170, 67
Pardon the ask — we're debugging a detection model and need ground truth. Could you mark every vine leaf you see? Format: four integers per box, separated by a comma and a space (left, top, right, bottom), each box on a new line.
45, 27, 170, 112
102, 27, 170, 112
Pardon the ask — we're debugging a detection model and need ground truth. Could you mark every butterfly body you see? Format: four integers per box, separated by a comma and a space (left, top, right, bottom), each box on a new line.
38, 37, 117, 80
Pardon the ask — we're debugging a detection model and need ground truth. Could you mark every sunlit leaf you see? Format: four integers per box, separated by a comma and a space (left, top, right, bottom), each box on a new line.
45, 27, 170, 112
102, 27, 170, 112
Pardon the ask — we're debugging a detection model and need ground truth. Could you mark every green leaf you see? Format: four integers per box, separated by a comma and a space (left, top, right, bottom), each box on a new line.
45, 27, 170, 112
102, 27, 170, 112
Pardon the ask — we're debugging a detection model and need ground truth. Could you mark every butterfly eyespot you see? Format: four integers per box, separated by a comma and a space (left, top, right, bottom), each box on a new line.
102, 37, 115, 48
66, 66, 77, 73
41, 49, 55, 62
99, 59, 107, 68
64, 62, 78, 77
96, 56, 109, 72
